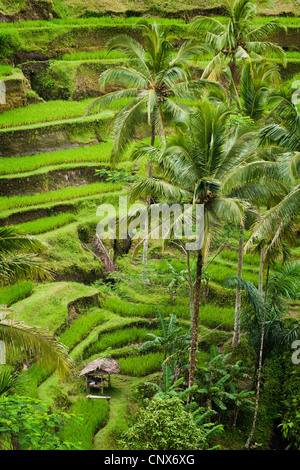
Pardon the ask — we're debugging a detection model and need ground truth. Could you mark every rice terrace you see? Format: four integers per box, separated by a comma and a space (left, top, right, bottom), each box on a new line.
0, 0, 299, 455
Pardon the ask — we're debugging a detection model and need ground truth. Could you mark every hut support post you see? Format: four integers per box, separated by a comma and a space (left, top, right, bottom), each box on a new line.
101, 372, 103, 395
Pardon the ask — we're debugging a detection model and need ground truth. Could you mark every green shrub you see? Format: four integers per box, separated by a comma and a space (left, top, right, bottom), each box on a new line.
278, 351, 300, 449
119, 396, 206, 450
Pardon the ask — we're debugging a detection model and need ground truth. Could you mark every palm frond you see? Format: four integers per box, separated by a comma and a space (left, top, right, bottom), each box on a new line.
0, 319, 73, 379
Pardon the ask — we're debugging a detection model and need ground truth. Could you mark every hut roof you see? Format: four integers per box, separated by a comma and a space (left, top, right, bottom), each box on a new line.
79, 357, 120, 377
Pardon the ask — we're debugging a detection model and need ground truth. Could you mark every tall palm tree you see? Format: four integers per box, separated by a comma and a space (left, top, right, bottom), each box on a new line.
246, 96, 300, 254
190, 0, 286, 83
87, 21, 218, 280
86, 20, 217, 168
227, 59, 282, 346
129, 99, 260, 394
0, 226, 72, 379
225, 261, 300, 448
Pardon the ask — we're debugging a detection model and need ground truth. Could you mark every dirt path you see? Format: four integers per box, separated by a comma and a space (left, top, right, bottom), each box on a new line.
92, 375, 142, 450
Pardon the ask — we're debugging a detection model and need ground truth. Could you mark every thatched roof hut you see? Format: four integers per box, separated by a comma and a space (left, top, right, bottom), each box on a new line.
79, 357, 120, 377
79, 357, 120, 395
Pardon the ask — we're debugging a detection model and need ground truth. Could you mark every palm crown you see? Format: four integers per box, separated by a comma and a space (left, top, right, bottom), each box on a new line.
190, 0, 286, 81
130, 99, 257, 232
86, 20, 216, 166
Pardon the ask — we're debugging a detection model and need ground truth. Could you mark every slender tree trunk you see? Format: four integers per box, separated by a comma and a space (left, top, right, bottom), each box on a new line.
258, 245, 265, 293
233, 406, 238, 428
228, 54, 237, 106
245, 263, 270, 449
142, 119, 156, 282
232, 223, 244, 348
186, 250, 194, 322
187, 249, 203, 403
201, 235, 210, 304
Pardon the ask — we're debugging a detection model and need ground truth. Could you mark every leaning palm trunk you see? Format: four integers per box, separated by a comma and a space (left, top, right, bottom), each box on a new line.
245, 263, 270, 449
232, 223, 244, 347
187, 249, 203, 402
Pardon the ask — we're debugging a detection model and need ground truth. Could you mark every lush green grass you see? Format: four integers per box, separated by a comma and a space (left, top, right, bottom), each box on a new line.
13, 282, 99, 333
206, 262, 259, 285
0, 181, 123, 213
60, 397, 109, 450
0, 99, 97, 129
0, 142, 135, 176
70, 313, 149, 361
59, 308, 112, 350
84, 326, 157, 358
0, 280, 33, 306
60, 50, 126, 61
117, 352, 164, 376
102, 296, 157, 318
219, 249, 261, 267
16, 213, 77, 235
1, 15, 300, 30
198, 304, 235, 331
0, 64, 13, 77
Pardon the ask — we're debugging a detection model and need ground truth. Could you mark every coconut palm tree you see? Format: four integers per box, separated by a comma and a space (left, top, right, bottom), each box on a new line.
87, 21, 220, 281
129, 99, 261, 394
0, 226, 72, 379
190, 0, 286, 83
225, 260, 300, 448
86, 20, 218, 168
245, 96, 300, 255
225, 60, 283, 346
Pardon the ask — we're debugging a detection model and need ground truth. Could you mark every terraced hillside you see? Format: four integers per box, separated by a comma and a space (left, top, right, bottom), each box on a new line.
0, 3, 299, 452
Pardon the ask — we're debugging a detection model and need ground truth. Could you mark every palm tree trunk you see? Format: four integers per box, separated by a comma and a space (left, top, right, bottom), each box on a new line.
201, 235, 210, 303
245, 263, 270, 449
186, 250, 194, 322
232, 223, 244, 348
258, 245, 265, 293
142, 119, 156, 283
187, 249, 203, 403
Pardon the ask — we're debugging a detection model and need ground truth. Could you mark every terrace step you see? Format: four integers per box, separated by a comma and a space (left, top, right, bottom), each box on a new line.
0, 113, 112, 157
0, 163, 108, 197
0, 189, 125, 226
